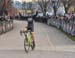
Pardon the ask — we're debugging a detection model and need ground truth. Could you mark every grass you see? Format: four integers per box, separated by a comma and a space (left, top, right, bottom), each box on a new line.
50, 24, 75, 41
60, 29, 75, 41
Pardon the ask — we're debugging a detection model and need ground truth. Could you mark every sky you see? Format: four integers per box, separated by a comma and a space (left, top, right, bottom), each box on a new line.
13, 0, 32, 2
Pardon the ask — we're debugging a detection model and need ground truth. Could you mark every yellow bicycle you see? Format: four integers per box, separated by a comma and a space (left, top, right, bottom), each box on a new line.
20, 29, 34, 53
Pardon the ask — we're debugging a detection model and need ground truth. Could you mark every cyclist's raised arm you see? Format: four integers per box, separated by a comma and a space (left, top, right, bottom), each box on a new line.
32, 11, 38, 21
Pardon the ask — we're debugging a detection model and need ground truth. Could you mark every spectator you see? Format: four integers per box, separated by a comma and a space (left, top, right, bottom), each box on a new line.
68, 6, 74, 14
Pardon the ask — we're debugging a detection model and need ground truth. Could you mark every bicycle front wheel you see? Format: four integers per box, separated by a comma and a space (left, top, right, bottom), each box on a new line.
24, 38, 29, 53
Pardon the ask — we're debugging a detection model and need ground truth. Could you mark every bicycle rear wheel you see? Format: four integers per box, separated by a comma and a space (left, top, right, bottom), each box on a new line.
24, 38, 29, 53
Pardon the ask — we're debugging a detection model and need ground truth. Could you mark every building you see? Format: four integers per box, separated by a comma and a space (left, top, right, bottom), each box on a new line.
1, 0, 16, 16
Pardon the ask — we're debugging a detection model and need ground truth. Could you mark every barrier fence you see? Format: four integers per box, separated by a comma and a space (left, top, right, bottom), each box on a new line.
0, 20, 13, 34
48, 16, 75, 36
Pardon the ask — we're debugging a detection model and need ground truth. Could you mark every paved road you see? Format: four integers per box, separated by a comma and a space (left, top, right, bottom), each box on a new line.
0, 20, 75, 58
0, 50, 75, 58
35, 22, 75, 52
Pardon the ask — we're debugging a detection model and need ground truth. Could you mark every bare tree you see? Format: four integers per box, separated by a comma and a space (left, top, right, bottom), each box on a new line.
38, 0, 51, 16
62, 0, 75, 6
22, 1, 27, 14
62, 0, 75, 13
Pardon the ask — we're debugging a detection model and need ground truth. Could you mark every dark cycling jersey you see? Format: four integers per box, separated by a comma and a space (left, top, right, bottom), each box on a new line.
27, 17, 34, 32
27, 11, 38, 32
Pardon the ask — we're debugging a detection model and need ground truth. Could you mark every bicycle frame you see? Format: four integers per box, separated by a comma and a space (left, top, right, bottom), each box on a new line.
24, 31, 32, 46
20, 30, 34, 53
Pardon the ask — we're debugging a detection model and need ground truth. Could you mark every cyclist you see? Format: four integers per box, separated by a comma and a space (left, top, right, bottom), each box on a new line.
26, 11, 38, 50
